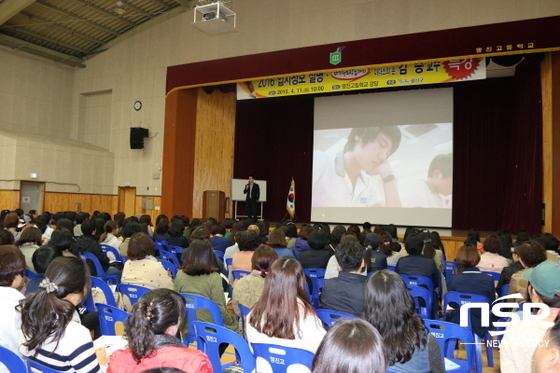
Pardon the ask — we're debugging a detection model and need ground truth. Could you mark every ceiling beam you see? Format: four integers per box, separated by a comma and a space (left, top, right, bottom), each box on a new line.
1, 26, 90, 55
19, 11, 105, 45
0, 0, 36, 26
69, 0, 138, 27
172, 0, 193, 8
0, 34, 85, 67
35, 0, 120, 36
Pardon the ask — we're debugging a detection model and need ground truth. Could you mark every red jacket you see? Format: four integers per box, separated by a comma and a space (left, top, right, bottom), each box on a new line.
107, 345, 213, 373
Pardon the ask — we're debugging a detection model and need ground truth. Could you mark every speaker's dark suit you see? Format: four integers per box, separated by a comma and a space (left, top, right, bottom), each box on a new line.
243, 183, 260, 220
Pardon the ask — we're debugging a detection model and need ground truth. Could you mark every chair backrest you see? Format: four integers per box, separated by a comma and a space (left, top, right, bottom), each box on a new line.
159, 250, 181, 267
0, 345, 27, 373
481, 271, 501, 282
387, 265, 396, 271
79, 251, 106, 276
166, 245, 184, 256
400, 274, 434, 302
232, 270, 251, 280
117, 284, 151, 306
157, 259, 178, 279
154, 238, 169, 246
214, 250, 225, 259
407, 285, 432, 319
225, 257, 233, 267
444, 261, 459, 285
238, 303, 251, 337
251, 343, 314, 373
92, 276, 117, 307
499, 284, 510, 298
316, 308, 357, 327
443, 291, 491, 328
304, 268, 326, 309
97, 303, 130, 336
154, 242, 167, 255
194, 321, 256, 373
24, 268, 35, 279
100, 245, 122, 262
315, 278, 327, 295
424, 319, 478, 373
179, 293, 225, 344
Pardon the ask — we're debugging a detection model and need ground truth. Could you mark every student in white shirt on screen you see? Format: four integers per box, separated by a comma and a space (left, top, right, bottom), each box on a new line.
401, 153, 453, 208
312, 126, 402, 207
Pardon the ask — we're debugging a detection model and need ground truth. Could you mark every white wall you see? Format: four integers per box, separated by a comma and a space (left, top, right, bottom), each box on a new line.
2, 0, 560, 197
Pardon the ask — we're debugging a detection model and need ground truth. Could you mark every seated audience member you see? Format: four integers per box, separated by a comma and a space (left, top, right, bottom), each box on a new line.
232, 230, 261, 277
153, 215, 170, 241
107, 289, 211, 373
73, 212, 89, 237
3, 212, 20, 240
299, 229, 334, 269
378, 231, 399, 267
533, 315, 560, 373
363, 233, 388, 273
311, 318, 387, 373
72, 219, 119, 277
477, 234, 509, 274
121, 232, 173, 291
501, 261, 560, 373
0, 229, 15, 245
329, 225, 346, 251
246, 257, 326, 366
446, 244, 495, 338
16, 226, 43, 270
182, 226, 226, 276
139, 214, 154, 237
364, 270, 444, 373
387, 241, 402, 266
321, 241, 367, 316
18, 257, 101, 372
184, 218, 201, 241
209, 223, 229, 253
0, 245, 26, 357
119, 221, 142, 256
26, 245, 62, 294
420, 230, 443, 272
256, 221, 269, 244
98, 220, 121, 250
50, 229, 77, 257
174, 239, 238, 334
497, 253, 525, 296
231, 245, 278, 316
324, 233, 361, 279
293, 225, 313, 258
514, 229, 530, 247
281, 223, 299, 249
56, 218, 74, 234
534, 233, 560, 262
267, 228, 295, 258
166, 218, 189, 248
507, 240, 547, 301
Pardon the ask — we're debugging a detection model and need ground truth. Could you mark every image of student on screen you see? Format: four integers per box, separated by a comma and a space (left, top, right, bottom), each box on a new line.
401, 153, 453, 208
312, 126, 402, 208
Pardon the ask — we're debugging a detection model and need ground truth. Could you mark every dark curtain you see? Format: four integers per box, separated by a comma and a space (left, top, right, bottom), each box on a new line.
234, 62, 543, 231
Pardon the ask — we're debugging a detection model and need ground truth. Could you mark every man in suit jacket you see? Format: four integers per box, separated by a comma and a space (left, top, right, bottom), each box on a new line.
243, 176, 260, 220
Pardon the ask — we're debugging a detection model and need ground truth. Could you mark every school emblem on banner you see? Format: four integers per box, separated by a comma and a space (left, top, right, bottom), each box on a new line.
330, 46, 345, 65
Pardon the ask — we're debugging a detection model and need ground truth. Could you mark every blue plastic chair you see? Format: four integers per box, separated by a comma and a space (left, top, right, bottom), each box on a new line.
117, 283, 151, 306
24, 268, 35, 279
179, 293, 225, 345
225, 257, 233, 267
92, 276, 117, 307
387, 265, 396, 271
443, 291, 493, 368
400, 274, 435, 312
425, 319, 480, 373
157, 259, 178, 279
304, 268, 326, 309
78, 251, 119, 284
154, 242, 167, 255
194, 321, 256, 373
316, 308, 357, 327
159, 250, 181, 267
154, 238, 169, 246
25, 358, 63, 373
238, 303, 251, 338
232, 270, 251, 280
407, 284, 432, 319
215, 250, 225, 259
251, 343, 315, 373
167, 245, 184, 256
499, 284, 510, 298
96, 303, 129, 336
482, 271, 501, 282
445, 261, 459, 285
0, 345, 27, 373
100, 244, 123, 262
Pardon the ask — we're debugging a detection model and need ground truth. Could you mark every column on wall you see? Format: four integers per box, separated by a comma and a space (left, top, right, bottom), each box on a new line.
542, 52, 560, 235
162, 88, 236, 218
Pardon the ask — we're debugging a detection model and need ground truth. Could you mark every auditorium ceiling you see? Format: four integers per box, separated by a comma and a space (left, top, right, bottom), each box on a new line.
0, 0, 194, 67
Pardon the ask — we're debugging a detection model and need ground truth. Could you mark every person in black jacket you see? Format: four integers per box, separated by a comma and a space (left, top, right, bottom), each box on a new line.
299, 229, 334, 269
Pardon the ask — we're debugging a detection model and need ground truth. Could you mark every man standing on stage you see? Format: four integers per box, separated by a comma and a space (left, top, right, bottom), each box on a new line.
244, 176, 260, 221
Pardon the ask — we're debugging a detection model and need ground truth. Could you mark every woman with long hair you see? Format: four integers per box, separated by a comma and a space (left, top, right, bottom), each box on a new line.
153, 215, 170, 241
246, 257, 326, 364
0, 245, 26, 355
311, 319, 387, 373
107, 289, 211, 373
231, 245, 278, 315
98, 220, 120, 249
363, 270, 444, 373
18, 256, 101, 372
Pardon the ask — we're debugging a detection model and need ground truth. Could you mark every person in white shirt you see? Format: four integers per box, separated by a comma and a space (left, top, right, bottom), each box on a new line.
313, 126, 402, 208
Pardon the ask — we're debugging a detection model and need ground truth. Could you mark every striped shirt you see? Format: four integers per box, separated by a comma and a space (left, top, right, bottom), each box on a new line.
20, 320, 100, 373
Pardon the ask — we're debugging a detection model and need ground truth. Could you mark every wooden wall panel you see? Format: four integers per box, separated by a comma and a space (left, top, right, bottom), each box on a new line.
134, 196, 162, 223
441, 238, 464, 262
43, 193, 117, 215
0, 190, 20, 211
192, 88, 236, 218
